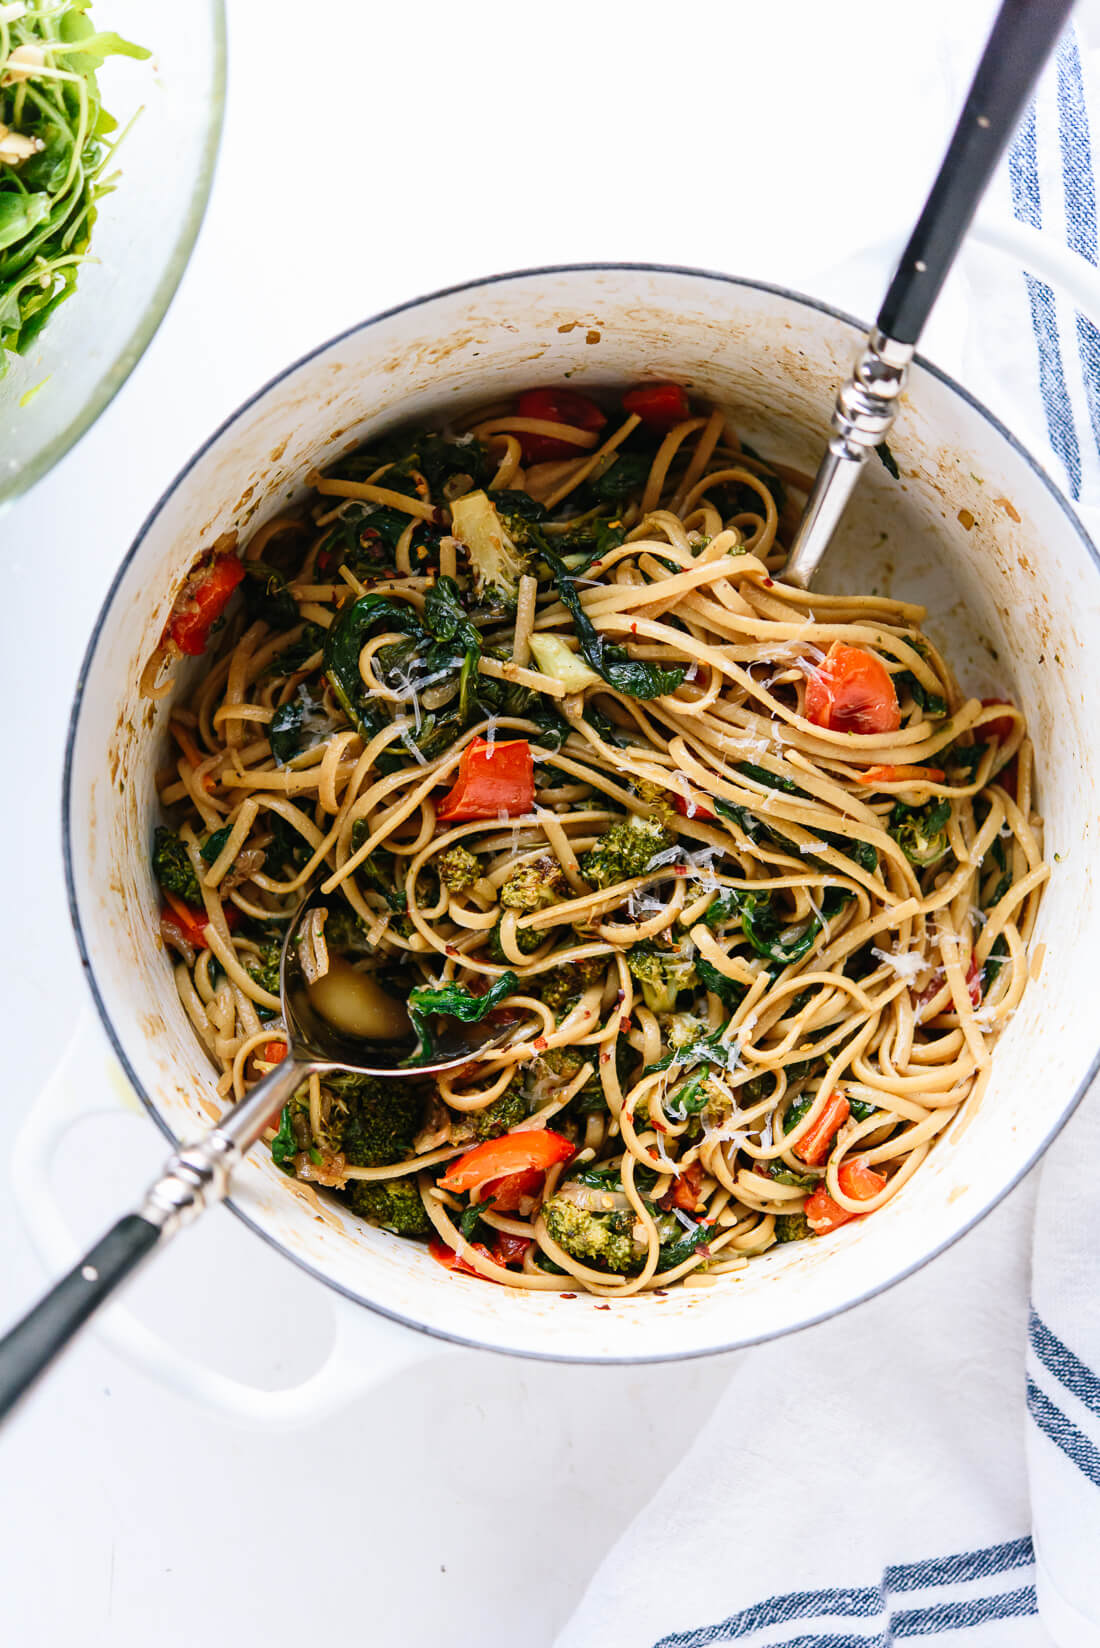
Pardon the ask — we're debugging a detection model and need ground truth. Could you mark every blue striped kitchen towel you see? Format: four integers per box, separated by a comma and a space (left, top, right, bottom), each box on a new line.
553, 17, 1100, 1648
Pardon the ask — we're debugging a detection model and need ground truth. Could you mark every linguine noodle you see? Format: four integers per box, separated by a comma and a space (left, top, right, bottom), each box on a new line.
146, 385, 1046, 1296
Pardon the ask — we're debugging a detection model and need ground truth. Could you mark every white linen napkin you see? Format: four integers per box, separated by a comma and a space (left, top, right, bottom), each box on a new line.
553, 17, 1100, 1648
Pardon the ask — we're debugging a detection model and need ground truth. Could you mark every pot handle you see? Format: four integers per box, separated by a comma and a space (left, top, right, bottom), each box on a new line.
9, 1012, 451, 1428
969, 214, 1100, 326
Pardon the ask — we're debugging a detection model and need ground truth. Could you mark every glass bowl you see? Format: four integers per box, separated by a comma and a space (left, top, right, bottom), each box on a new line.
0, 0, 226, 506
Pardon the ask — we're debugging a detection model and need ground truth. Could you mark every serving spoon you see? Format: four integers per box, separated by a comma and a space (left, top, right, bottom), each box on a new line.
783, 0, 1075, 588
0, 884, 510, 1423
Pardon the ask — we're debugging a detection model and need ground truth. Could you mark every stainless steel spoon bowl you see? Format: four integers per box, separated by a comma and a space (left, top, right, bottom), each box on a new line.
0, 882, 513, 1421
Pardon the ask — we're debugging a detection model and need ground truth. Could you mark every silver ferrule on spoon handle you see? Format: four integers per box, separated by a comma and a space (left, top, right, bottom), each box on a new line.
140, 1055, 315, 1237
783, 329, 914, 589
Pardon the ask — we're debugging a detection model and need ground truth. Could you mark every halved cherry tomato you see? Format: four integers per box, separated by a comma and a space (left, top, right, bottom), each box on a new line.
980, 698, 1016, 743
429, 1232, 531, 1278
261, 1041, 288, 1064
436, 737, 534, 822
673, 791, 715, 822
429, 1236, 494, 1277
863, 764, 945, 785
491, 1232, 532, 1268
622, 382, 691, 429
161, 890, 238, 949
917, 953, 982, 1014
804, 644, 901, 736
804, 1159, 887, 1234
794, 1092, 851, 1167
164, 554, 246, 657
514, 387, 606, 462
481, 1166, 543, 1213
439, 1130, 575, 1198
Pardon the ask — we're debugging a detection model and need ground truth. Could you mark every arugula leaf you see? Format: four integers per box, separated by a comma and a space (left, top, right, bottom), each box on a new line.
0, 11, 148, 366
271, 1106, 298, 1173
876, 442, 900, 480
591, 451, 651, 505
405, 972, 520, 1064
736, 761, 809, 799
696, 956, 746, 1008
726, 888, 820, 966
243, 560, 299, 629
323, 594, 424, 734
947, 741, 989, 779
423, 576, 482, 651
269, 685, 327, 766
201, 825, 234, 866
656, 1220, 712, 1272
542, 547, 686, 700
348, 824, 407, 912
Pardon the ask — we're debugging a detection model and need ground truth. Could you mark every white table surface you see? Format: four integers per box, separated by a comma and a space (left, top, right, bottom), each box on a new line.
0, 3, 1009, 1643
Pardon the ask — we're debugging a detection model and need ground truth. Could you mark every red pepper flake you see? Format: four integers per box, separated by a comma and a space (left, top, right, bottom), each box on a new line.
600, 1051, 611, 1065
653, 1289, 668, 1297
444, 944, 460, 957
620, 1016, 631, 1032
533, 1035, 548, 1052
763, 577, 775, 587
559, 1292, 578, 1300
651, 1116, 667, 1133
674, 864, 687, 876
595, 1303, 611, 1311
630, 623, 638, 635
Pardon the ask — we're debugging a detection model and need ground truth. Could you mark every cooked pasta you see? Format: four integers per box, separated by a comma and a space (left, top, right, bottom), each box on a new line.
145, 381, 1046, 1295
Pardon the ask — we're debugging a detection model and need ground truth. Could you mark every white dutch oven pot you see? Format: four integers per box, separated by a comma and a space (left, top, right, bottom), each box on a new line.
25, 256, 1100, 1421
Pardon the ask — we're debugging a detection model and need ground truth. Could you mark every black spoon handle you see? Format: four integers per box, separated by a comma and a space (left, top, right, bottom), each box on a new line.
877, 0, 1076, 345
0, 1215, 163, 1423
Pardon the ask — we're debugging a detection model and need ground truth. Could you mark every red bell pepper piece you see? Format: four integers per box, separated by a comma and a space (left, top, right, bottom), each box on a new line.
980, 698, 1016, 743
261, 1041, 288, 1064
436, 737, 534, 822
917, 953, 982, 1014
164, 554, 246, 657
794, 1092, 851, 1167
515, 387, 606, 462
622, 382, 691, 428
863, 764, 945, 784
161, 889, 238, 949
673, 791, 715, 821
804, 644, 901, 736
804, 1159, 887, 1234
439, 1130, 575, 1199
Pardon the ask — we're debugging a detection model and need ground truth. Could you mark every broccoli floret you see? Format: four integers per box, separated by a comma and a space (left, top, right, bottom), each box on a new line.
632, 779, 678, 825
626, 940, 698, 1014
774, 1212, 813, 1244
438, 845, 482, 893
449, 491, 530, 605
329, 1074, 423, 1166
543, 1195, 639, 1273
347, 1178, 432, 1236
539, 955, 607, 1011
500, 855, 565, 912
580, 815, 674, 890
152, 826, 201, 903
487, 918, 543, 964
889, 798, 952, 867
472, 1076, 528, 1140
246, 936, 282, 1005
540, 1045, 603, 1110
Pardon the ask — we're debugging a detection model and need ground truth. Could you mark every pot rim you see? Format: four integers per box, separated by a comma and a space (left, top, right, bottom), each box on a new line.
61, 259, 1100, 1364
